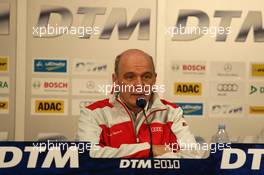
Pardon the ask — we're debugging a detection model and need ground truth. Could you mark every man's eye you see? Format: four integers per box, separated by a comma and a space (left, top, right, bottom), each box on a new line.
143, 74, 152, 79
125, 75, 134, 80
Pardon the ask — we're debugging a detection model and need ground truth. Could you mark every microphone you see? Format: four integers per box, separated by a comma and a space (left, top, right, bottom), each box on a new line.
136, 97, 153, 158
136, 97, 147, 108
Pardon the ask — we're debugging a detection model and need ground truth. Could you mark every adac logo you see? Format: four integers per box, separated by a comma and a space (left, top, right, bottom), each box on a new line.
250, 85, 264, 95
249, 106, 264, 114
0, 80, 8, 89
0, 101, 8, 110
0, 57, 8, 72
176, 103, 203, 115
174, 82, 202, 95
34, 59, 67, 73
252, 64, 264, 77
35, 100, 64, 113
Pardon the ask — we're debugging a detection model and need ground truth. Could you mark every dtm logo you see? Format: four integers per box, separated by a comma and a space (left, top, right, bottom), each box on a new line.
34, 6, 150, 40
217, 84, 238, 92
0, 3, 10, 35
176, 103, 203, 115
74, 61, 107, 73
168, 10, 264, 42
34, 59, 67, 73
221, 148, 264, 170
211, 104, 243, 115
35, 100, 64, 113
174, 82, 202, 96
120, 159, 180, 169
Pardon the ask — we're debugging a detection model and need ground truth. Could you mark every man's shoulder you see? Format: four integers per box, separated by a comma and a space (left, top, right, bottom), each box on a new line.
160, 99, 179, 109
85, 98, 113, 111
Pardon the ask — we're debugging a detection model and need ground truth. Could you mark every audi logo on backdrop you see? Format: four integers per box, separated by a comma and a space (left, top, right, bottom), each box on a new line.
217, 84, 239, 92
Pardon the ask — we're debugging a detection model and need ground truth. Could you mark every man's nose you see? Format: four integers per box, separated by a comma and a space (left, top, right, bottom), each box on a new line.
134, 76, 143, 85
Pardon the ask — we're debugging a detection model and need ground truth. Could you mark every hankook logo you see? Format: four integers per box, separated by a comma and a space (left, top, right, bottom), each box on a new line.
217, 84, 238, 92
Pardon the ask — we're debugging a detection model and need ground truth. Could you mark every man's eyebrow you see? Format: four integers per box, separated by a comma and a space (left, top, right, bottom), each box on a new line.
123, 72, 135, 75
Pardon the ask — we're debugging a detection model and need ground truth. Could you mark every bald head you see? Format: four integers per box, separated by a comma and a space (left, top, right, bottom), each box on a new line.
114, 49, 155, 76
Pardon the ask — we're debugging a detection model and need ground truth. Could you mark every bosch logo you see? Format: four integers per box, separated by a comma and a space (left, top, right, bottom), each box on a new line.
44, 82, 68, 88
224, 64, 232, 72
182, 64, 205, 71
217, 84, 238, 92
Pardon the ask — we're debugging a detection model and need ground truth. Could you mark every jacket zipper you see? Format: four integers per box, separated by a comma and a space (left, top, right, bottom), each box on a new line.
116, 98, 138, 142
116, 98, 168, 142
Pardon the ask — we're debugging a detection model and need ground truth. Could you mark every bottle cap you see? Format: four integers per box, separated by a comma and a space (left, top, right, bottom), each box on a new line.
218, 123, 226, 129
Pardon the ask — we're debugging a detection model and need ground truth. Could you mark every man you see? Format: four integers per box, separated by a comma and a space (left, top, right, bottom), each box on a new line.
77, 49, 196, 158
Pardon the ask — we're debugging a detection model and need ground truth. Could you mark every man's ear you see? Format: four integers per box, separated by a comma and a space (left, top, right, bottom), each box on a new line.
154, 72, 157, 84
112, 73, 117, 84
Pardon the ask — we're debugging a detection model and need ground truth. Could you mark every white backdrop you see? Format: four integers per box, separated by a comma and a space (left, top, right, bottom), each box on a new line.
1, 0, 263, 141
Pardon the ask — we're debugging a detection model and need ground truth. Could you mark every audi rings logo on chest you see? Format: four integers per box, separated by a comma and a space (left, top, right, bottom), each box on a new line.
151, 127, 163, 133
217, 84, 239, 92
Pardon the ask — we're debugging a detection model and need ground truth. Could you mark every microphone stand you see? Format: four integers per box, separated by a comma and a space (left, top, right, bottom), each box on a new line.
142, 109, 153, 158
136, 97, 153, 159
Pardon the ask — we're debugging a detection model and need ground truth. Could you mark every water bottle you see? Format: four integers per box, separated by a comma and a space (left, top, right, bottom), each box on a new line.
211, 124, 230, 143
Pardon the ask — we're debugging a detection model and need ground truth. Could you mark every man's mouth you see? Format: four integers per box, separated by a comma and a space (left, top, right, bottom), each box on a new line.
131, 93, 145, 96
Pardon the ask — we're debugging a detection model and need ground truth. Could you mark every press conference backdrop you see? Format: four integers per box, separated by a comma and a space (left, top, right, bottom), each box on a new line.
0, 0, 16, 140
0, 0, 263, 141
24, 0, 157, 140
164, 0, 264, 141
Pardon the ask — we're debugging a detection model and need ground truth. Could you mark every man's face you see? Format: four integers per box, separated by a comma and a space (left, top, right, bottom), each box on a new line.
113, 51, 156, 110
